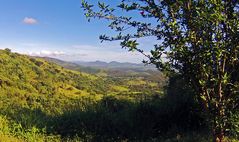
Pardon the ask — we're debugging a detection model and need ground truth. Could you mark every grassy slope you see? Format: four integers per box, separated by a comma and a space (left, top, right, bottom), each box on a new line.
1, 49, 236, 141
0, 49, 107, 114
0, 49, 163, 141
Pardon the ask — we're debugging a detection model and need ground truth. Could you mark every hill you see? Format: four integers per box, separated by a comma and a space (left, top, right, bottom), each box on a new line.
0, 49, 103, 113
0, 49, 164, 141
0, 49, 216, 142
0, 49, 164, 113
73, 60, 156, 70
0, 49, 168, 141
41, 57, 102, 74
42, 57, 166, 86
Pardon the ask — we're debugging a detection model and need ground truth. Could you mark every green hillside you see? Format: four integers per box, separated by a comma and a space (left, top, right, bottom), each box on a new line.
0, 48, 164, 111
0, 49, 166, 141
0, 49, 236, 142
1, 49, 99, 113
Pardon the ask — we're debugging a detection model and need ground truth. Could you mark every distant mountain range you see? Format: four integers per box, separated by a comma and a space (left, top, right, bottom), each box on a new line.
41, 57, 164, 82
41, 57, 156, 70
72, 60, 156, 70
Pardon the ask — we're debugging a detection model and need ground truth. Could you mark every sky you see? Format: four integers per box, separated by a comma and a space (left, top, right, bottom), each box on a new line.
0, 0, 157, 63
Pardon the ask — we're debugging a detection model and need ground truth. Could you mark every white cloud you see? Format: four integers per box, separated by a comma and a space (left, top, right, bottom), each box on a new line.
0, 41, 150, 63
23, 17, 38, 25
55, 44, 146, 63
27, 50, 65, 57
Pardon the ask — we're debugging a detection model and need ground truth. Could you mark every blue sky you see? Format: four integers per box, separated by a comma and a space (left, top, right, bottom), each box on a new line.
0, 0, 156, 63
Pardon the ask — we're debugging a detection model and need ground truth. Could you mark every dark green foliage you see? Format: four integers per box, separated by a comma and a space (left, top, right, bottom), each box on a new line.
81, 1, 239, 141
51, 76, 207, 141
165, 75, 206, 131
51, 95, 208, 141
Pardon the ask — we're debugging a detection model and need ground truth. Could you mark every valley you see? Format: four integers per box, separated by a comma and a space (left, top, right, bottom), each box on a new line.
0, 49, 168, 141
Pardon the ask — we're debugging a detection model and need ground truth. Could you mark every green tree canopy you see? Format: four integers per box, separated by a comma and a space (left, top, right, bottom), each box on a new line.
81, 1, 239, 141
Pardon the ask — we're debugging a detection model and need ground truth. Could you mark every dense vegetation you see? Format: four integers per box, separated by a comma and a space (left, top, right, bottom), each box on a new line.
81, 0, 239, 141
0, 49, 181, 141
0, 48, 237, 141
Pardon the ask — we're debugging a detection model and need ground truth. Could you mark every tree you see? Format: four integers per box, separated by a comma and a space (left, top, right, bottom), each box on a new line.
81, 0, 239, 141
